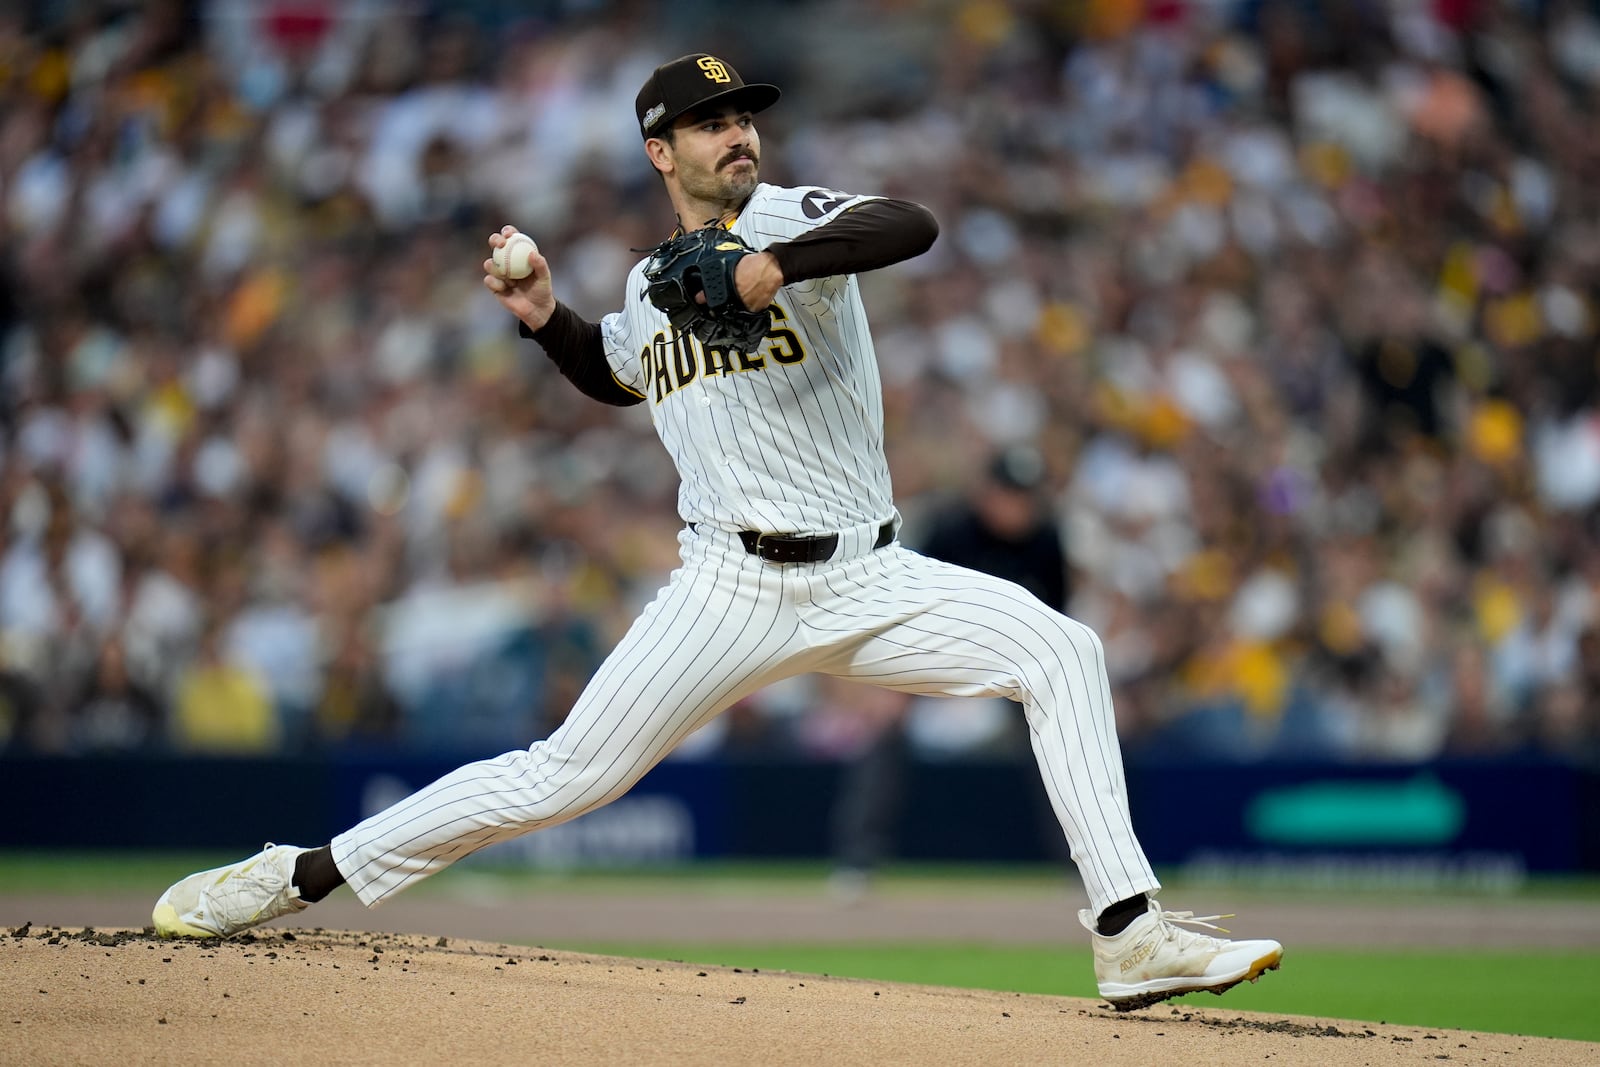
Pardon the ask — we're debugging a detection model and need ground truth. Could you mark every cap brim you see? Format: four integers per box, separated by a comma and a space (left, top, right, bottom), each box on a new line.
651, 83, 782, 136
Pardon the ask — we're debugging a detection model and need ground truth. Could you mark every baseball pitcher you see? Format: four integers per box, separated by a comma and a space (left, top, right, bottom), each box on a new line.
152, 53, 1282, 1012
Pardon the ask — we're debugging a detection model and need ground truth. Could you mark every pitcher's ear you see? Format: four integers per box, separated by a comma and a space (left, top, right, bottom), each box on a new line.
644, 137, 675, 176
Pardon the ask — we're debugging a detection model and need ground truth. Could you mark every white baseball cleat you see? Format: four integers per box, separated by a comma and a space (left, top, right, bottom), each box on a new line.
152, 843, 310, 938
1079, 899, 1283, 1012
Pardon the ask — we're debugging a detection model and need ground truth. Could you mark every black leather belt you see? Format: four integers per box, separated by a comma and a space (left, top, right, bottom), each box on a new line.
738, 520, 895, 564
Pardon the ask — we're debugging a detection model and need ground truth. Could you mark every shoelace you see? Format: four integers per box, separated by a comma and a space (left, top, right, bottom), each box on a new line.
202, 852, 293, 924
1156, 910, 1234, 941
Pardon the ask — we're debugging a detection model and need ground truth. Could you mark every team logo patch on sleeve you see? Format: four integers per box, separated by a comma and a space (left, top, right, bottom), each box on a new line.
801, 189, 859, 219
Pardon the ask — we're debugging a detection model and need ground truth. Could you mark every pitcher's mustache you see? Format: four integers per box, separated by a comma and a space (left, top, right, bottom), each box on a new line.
720, 151, 757, 168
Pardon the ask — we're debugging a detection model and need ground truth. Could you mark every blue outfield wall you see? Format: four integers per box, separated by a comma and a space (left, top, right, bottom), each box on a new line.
2, 752, 1595, 874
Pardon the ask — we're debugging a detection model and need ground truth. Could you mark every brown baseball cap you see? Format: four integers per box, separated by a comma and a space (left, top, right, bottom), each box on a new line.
635, 53, 780, 139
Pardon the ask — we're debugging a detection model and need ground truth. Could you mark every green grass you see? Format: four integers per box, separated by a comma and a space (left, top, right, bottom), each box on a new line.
540, 941, 1600, 1043
0, 851, 236, 893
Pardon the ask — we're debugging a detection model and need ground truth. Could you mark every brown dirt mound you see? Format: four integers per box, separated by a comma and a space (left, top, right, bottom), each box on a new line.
5, 924, 1592, 1066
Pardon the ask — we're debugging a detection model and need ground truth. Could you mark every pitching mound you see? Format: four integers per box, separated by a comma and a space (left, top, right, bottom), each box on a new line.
5, 924, 1588, 1065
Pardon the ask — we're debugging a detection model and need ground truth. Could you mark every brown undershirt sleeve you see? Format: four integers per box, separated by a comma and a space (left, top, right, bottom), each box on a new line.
518, 303, 643, 407
765, 198, 939, 283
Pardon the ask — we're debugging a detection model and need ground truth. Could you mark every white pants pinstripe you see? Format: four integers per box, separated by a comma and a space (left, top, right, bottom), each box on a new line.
331, 524, 1160, 916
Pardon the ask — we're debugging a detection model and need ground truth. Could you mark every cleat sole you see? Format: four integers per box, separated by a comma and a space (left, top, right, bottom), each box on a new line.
1104, 948, 1283, 1013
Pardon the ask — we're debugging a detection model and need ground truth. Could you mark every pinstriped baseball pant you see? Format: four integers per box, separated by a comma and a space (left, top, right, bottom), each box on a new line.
331, 524, 1160, 917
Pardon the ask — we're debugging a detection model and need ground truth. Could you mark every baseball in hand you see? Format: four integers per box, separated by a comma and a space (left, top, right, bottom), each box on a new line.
493, 232, 538, 280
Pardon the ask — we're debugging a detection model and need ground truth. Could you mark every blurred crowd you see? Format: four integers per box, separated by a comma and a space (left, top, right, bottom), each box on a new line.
1, 0, 1597, 764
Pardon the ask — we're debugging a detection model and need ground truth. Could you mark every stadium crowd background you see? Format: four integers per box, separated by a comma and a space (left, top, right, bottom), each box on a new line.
1, 0, 1597, 766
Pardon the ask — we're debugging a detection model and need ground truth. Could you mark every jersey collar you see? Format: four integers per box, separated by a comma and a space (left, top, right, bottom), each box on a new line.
670, 191, 753, 238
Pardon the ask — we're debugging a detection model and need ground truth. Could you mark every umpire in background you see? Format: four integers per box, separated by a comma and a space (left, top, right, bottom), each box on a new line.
829, 443, 1072, 895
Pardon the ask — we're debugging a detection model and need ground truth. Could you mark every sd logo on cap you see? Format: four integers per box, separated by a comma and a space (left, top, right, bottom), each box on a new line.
634, 53, 781, 139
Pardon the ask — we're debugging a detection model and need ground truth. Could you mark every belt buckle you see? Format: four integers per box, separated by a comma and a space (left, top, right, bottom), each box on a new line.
753, 531, 811, 563
756, 532, 806, 563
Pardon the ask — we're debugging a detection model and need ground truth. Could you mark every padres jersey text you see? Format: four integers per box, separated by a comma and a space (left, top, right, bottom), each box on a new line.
602, 183, 892, 536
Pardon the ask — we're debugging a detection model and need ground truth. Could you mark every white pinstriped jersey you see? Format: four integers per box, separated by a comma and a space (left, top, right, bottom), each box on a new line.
599, 183, 894, 535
